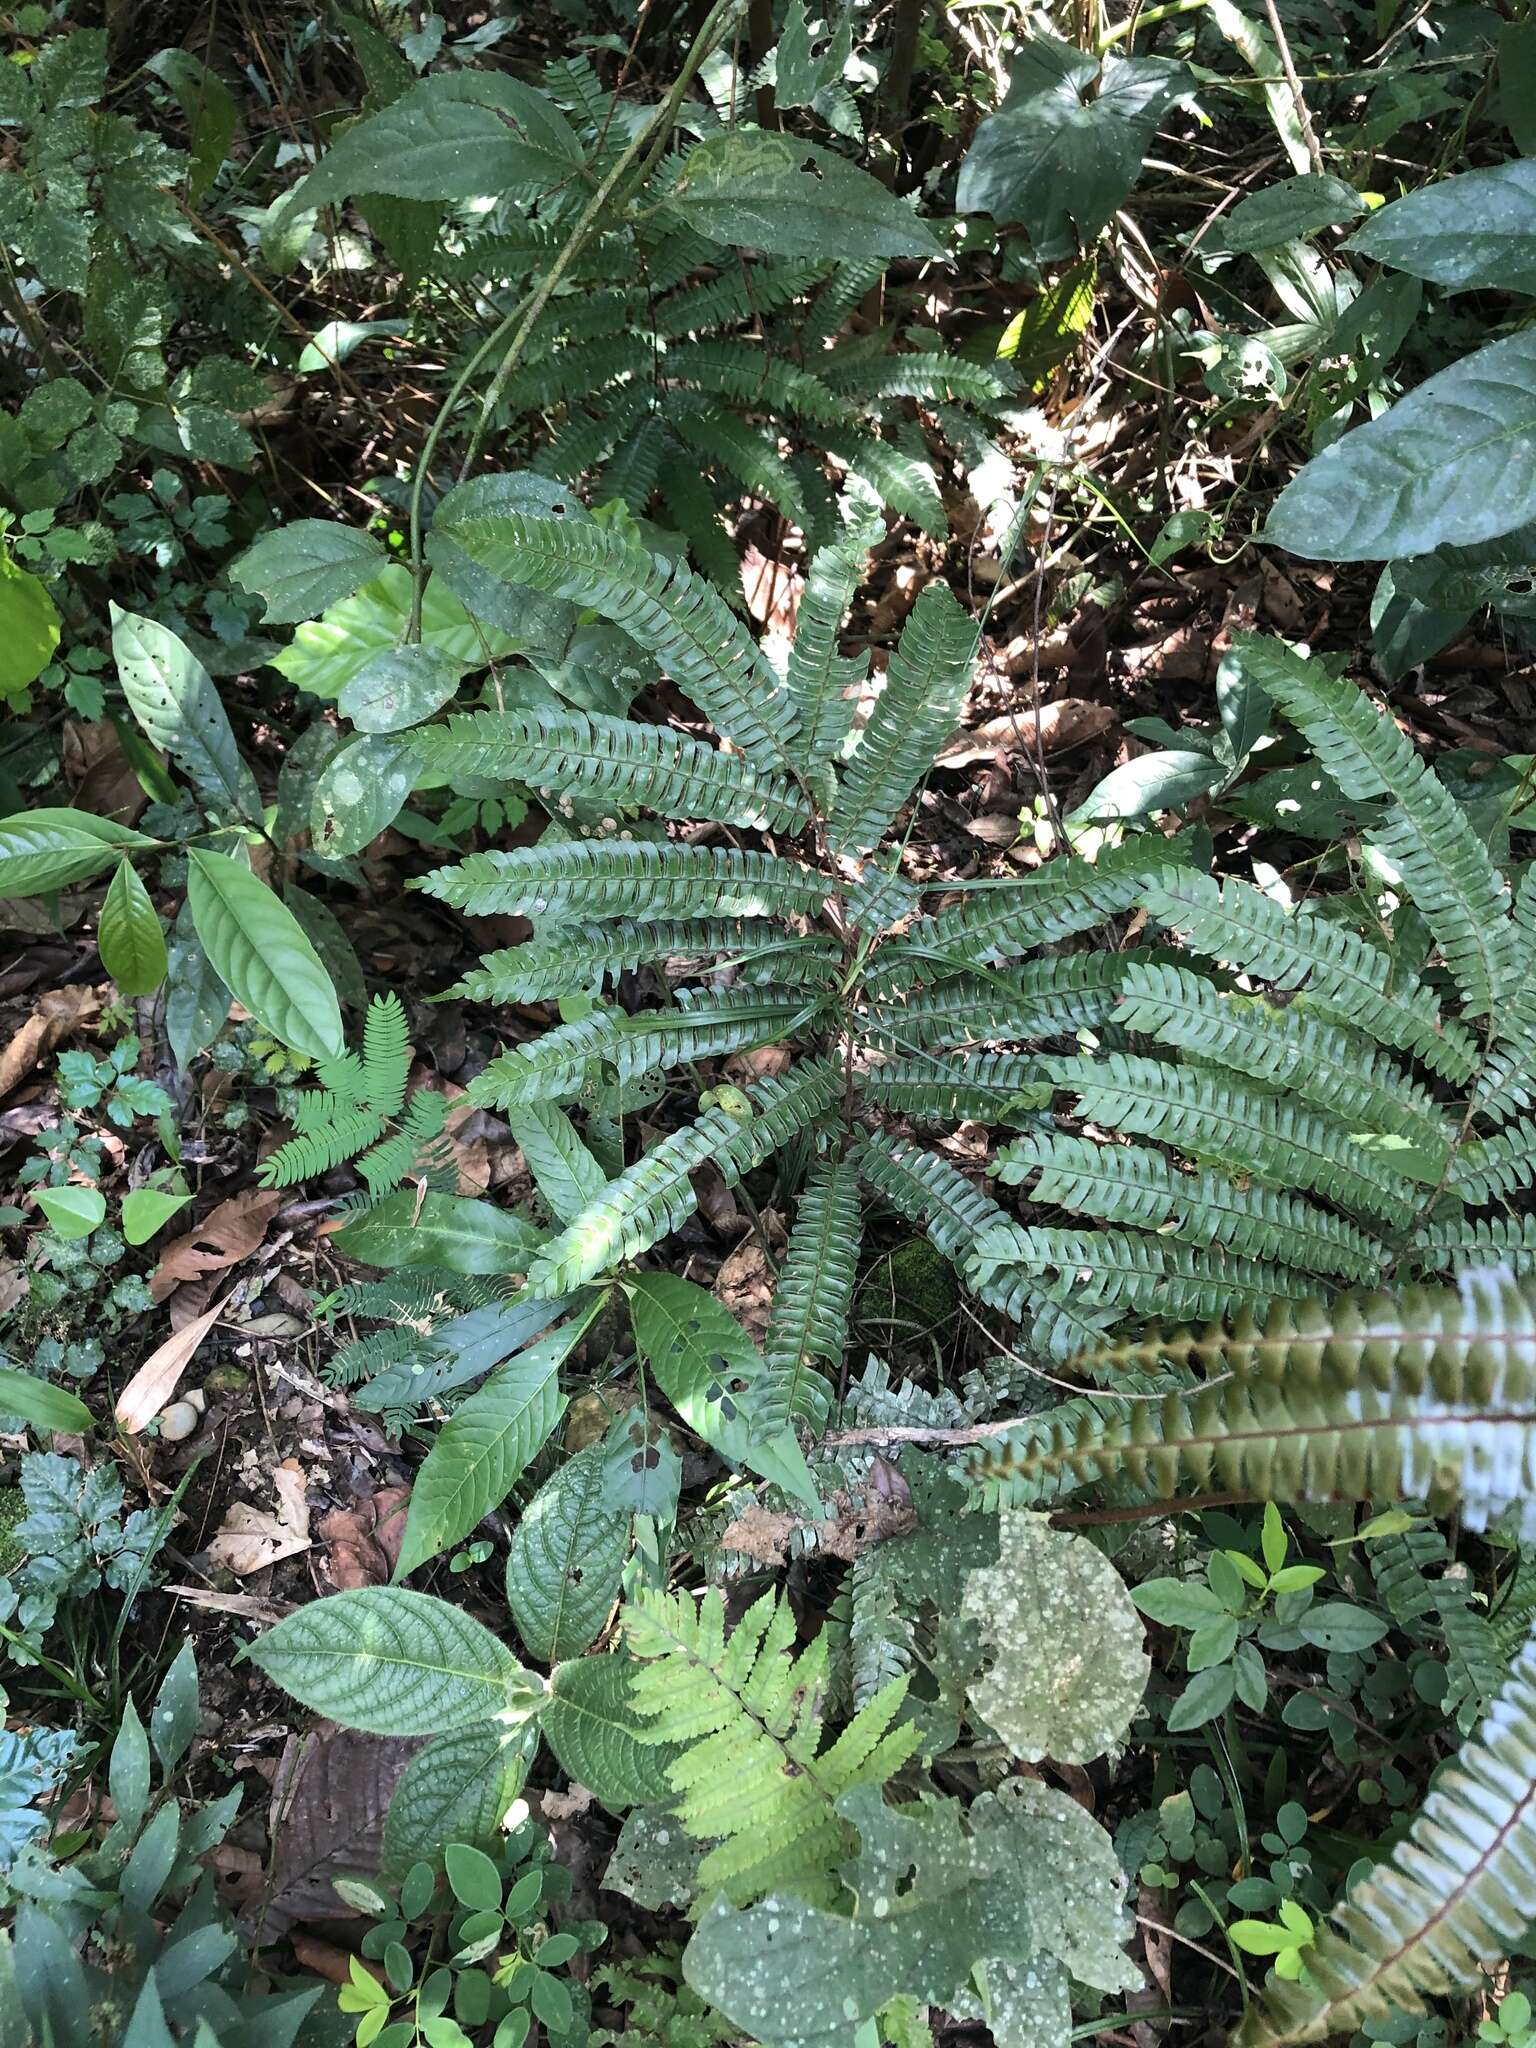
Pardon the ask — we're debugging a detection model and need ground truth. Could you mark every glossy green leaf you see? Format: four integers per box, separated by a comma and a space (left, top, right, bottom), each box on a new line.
1267, 328, 1536, 561
1348, 160, 1536, 294
310, 734, 417, 856
164, 901, 232, 1068
246, 1587, 535, 1735
668, 131, 943, 262
506, 1446, 630, 1664
34, 1185, 107, 1240
271, 564, 519, 700
0, 554, 60, 697
339, 644, 467, 734
120, 1188, 193, 1246
383, 1722, 539, 1874
151, 1639, 200, 1777
539, 1654, 678, 1812
98, 858, 167, 996
0, 1364, 93, 1434
626, 1273, 820, 1513
956, 35, 1187, 260
394, 1313, 595, 1580
230, 521, 387, 625
1210, 172, 1365, 253
0, 809, 157, 897
110, 606, 262, 821
1070, 750, 1221, 825
186, 849, 344, 1061
334, 1192, 545, 1274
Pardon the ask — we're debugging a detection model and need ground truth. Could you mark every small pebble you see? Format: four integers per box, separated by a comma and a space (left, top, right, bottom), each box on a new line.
158, 1400, 200, 1442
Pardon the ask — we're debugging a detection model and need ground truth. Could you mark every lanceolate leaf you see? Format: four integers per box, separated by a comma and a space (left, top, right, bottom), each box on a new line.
110, 607, 262, 821
1347, 158, 1536, 295
246, 1587, 535, 1735
539, 1654, 679, 1812
0, 1365, 93, 1435
506, 1446, 631, 1664
98, 858, 167, 997
332, 1192, 545, 1275
1266, 327, 1536, 561
0, 809, 157, 897
186, 850, 345, 1061
393, 1308, 598, 1580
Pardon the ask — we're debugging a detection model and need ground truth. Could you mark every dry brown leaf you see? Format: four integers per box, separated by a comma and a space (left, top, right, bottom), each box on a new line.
936, 702, 1115, 768
316, 1485, 412, 1591
115, 1291, 231, 1434
0, 985, 101, 1099
289, 1938, 383, 1989
206, 1460, 311, 1576
152, 1187, 281, 1303
720, 1485, 916, 1566
253, 1723, 423, 1943
164, 1584, 290, 1623
541, 1785, 593, 1821
714, 1241, 774, 1344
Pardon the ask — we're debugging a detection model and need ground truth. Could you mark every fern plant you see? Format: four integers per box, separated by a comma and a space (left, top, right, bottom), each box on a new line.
256, 992, 454, 1196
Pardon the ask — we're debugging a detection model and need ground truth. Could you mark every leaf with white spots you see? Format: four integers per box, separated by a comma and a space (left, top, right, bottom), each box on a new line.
960, 1511, 1148, 1763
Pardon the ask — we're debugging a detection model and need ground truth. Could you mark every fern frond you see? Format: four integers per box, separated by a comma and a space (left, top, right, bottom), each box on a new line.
670, 406, 813, 530
1114, 961, 1453, 1163
259, 1106, 389, 1187
968, 1266, 1536, 1541
1047, 1052, 1419, 1228
850, 1128, 1015, 1272
1141, 867, 1479, 1082
603, 414, 670, 512
1449, 1114, 1536, 1205
856, 1054, 1047, 1123
799, 257, 885, 351
655, 261, 827, 337
995, 1131, 1383, 1284
496, 334, 657, 415
1409, 1213, 1536, 1275
360, 993, 412, 1117
523, 1060, 841, 1296
356, 1089, 451, 1193
1236, 1628, 1536, 2046
756, 1158, 860, 1440
655, 450, 742, 595
827, 583, 978, 856
1473, 867, 1536, 1121
666, 340, 849, 427
820, 355, 1014, 408
784, 527, 871, 777
323, 1325, 423, 1390
428, 510, 797, 770
896, 837, 1193, 976
624, 1585, 920, 1907
413, 710, 810, 833
467, 992, 822, 1109
1240, 633, 1519, 1017
414, 841, 827, 923
443, 920, 842, 1003
821, 427, 946, 536
967, 1222, 1294, 1322
860, 954, 1144, 1049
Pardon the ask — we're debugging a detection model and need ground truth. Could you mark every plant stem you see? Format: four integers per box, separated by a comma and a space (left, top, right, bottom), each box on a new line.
405, 0, 744, 641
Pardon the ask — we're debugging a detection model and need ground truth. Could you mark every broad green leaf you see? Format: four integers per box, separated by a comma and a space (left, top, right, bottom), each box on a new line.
0, 554, 60, 697
284, 884, 368, 1011
960, 1512, 1149, 1763
503, 1104, 608, 1226
668, 131, 943, 263
625, 1273, 820, 1513
506, 1445, 630, 1664
539, 1654, 678, 1811
394, 1313, 595, 1580
956, 36, 1187, 260
34, 1185, 107, 1240
334, 1192, 545, 1274
310, 734, 416, 856
98, 858, 167, 996
1069, 750, 1221, 825
271, 564, 519, 699
246, 1587, 535, 1735
229, 520, 386, 625
110, 606, 262, 821
1210, 172, 1365, 253
339, 645, 467, 734
290, 72, 582, 207
383, 1722, 539, 1874
685, 1780, 1136, 2048
0, 1363, 93, 1434
144, 50, 237, 201
0, 809, 156, 896
186, 849, 345, 1061
1501, 19, 1536, 157
164, 901, 231, 1068
1267, 328, 1536, 561
603, 1804, 704, 1911
121, 1188, 193, 1246
1348, 160, 1536, 294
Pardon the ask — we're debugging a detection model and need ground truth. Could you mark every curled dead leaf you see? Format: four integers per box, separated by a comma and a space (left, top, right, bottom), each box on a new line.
152, 1188, 281, 1303
115, 1291, 231, 1434
205, 1460, 311, 1576
316, 1485, 412, 1591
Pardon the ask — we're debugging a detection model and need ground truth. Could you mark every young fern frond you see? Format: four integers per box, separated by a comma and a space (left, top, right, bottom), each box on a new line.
258, 993, 423, 1189
1141, 867, 1479, 1081
624, 1585, 920, 1908
414, 841, 828, 923
783, 525, 872, 778
413, 710, 811, 833
1113, 960, 1454, 1162
1045, 1052, 1422, 1228
968, 1266, 1536, 1538
1240, 633, 1519, 1018
994, 1131, 1384, 1284
428, 511, 797, 770
756, 1158, 861, 1441
827, 582, 979, 857
1235, 1627, 1536, 2047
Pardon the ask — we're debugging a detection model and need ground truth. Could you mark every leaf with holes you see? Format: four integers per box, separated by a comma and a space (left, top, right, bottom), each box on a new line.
506, 1446, 630, 1664
110, 606, 262, 821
